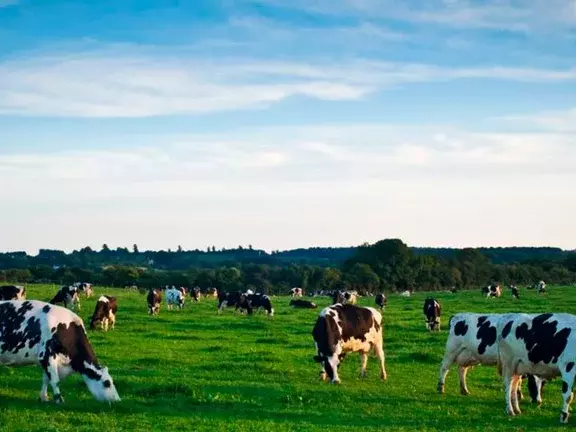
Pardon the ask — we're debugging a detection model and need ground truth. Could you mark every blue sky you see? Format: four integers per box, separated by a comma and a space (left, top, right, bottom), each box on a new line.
0, 0, 575, 253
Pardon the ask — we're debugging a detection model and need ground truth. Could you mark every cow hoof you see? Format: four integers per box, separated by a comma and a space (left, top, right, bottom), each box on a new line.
560, 412, 570, 424
54, 395, 64, 404
460, 389, 470, 396
506, 407, 516, 417
380, 373, 388, 381
437, 384, 445, 394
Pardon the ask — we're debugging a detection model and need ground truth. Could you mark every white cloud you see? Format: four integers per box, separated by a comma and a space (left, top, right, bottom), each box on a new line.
0, 48, 575, 118
251, 0, 576, 32
2, 120, 575, 252
498, 108, 576, 132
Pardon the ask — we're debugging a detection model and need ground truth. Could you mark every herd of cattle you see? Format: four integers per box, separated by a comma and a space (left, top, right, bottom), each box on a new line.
1, 279, 574, 425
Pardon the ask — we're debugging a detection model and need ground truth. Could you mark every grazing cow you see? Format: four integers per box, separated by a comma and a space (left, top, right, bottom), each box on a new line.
0, 285, 26, 301
50, 286, 80, 311
375, 293, 387, 311
147, 289, 162, 315
290, 287, 303, 298
90, 296, 118, 331
244, 293, 275, 317
217, 291, 247, 314
332, 291, 345, 305
510, 285, 520, 300
423, 297, 441, 331
482, 284, 501, 298
191, 287, 202, 302
166, 288, 185, 310
344, 291, 358, 305
537, 280, 547, 294
438, 313, 544, 404
497, 313, 575, 423
399, 289, 412, 297
204, 287, 218, 298
74, 282, 93, 298
290, 299, 317, 309
0, 300, 121, 403
312, 304, 387, 384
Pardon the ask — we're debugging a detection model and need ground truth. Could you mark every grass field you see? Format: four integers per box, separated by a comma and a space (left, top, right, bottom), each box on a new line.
1, 285, 576, 431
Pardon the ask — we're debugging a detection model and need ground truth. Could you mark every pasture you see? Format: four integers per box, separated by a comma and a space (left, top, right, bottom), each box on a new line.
1, 285, 576, 431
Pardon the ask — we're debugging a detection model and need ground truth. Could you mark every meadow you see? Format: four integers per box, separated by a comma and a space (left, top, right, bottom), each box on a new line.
1, 285, 576, 432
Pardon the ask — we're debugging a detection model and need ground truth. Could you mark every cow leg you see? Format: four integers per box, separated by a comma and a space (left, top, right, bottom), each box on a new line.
503, 369, 517, 416
438, 348, 461, 394
511, 375, 522, 415
516, 376, 524, 402
110, 313, 116, 329
458, 366, 471, 395
359, 352, 368, 378
44, 361, 64, 404
560, 373, 575, 424
39, 373, 50, 402
103, 318, 109, 332
374, 342, 387, 380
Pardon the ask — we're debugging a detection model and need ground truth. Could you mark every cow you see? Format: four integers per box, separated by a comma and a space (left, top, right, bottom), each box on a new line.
312, 304, 387, 384
290, 299, 317, 309
537, 280, 547, 294
290, 287, 303, 297
177, 287, 187, 298
0, 300, 121, 403
166, 287, 185, 310
147, 289, 162, 315
375, 293, 387, 311
482, 284, 501, 298
204, 287, 218, 298
438, 313, 544, 404
0, 285, 26, 301
191, 287, 202, 302
90, 296, 117, 332
332, 291, 345, 305
244, 293, 274, 317
399, 289, 412, 297
217, 291, 247, 314
344, 291, 358, 305
50, 286, 80, 311
510, 285, 520, 300
423, 297, 441, 331
74, 282, 93, 298
497, 313, 575, 423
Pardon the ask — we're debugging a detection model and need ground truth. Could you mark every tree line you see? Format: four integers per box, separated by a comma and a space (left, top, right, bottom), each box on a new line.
1, 239, 575, 294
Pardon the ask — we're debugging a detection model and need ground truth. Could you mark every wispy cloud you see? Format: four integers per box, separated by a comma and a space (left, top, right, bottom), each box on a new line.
498, 107, 576, 132
250, 0, 576, 32
1, 46, 575, 118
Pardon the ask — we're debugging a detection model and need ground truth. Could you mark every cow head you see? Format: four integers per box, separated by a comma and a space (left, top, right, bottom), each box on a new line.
83, 366, 121, 403
313, 352, 345, 383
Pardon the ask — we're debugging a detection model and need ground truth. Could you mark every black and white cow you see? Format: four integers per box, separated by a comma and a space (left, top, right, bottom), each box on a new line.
166, 287, 185, 310
482, 284, 501, 298
90, 296, 118, 331
147, 289, 162, 315
244, 293, 274, 317
537, 280, 547, 294
510, 285, 520, 300
375, 293, 387, 311
290, 299, 317, 309
312, 304, 387, 384
423, 297, 441, 331
438, 313, 544, 403
332, 291, 357, 305
217, 291, 246, 314
191, 287, 202, 302
497, 313, 574, 423
290, 287, 303, 297
204, 287, 218, 298
0, 285, 26, 301
0, 300, 121, 403
50, 286, 80, 311
74, 282, 93, 298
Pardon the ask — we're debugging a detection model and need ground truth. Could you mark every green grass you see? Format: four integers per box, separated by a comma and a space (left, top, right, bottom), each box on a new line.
2, 285, 576, 431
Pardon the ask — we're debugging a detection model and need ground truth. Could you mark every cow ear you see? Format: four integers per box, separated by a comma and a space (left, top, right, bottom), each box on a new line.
313, 355, 323, 363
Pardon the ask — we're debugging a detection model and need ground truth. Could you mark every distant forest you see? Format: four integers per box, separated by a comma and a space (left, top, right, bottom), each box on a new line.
1, 241, 575, 294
